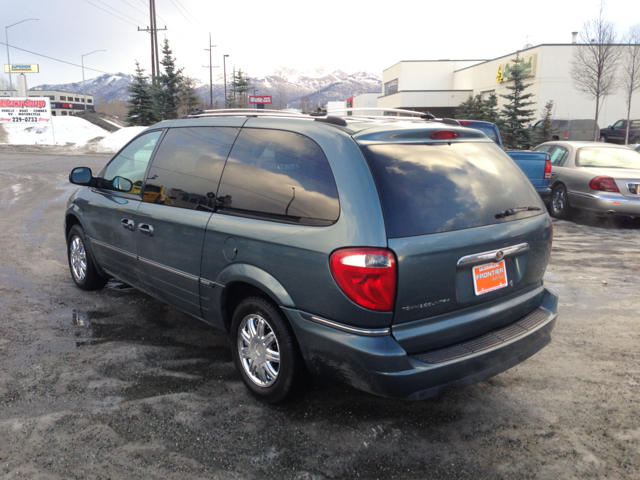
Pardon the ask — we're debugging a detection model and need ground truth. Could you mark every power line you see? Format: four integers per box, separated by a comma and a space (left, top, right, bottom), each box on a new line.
0, 40, 112, 75
93, 0, 148, 24
119, 0, 150, 17
136, 0, 189, 42
170, 0, 194, 26
81, 0, 139, 27
174, 0, 203, 27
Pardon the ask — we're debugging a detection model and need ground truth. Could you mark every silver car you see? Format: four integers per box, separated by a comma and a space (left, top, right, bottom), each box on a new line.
533, 141, 640, 219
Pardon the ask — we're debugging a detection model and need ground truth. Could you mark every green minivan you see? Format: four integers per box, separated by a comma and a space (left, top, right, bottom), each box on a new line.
65, 110, 558, 403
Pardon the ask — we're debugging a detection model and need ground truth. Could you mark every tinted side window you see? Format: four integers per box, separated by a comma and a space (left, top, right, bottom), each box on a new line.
143, 127, 239, 211
102, 130, 162, 193
534, 144, 553, 153
217, 129, 339, 225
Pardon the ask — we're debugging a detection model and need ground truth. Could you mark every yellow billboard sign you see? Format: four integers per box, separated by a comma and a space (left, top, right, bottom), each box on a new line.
4, 64, 39, 73
496, 54, 536, 83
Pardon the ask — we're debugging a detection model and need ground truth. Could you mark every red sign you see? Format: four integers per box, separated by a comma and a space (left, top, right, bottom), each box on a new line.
249, 95, 272, 104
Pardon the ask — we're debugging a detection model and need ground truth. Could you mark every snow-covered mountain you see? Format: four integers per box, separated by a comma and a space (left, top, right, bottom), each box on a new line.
31, 68, 382, 109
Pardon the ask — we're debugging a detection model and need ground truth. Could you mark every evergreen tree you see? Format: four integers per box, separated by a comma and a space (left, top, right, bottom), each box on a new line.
126, 61, 156, 126
178, 76, 201, 115
534, 100, 555, 145
456, 94, 500, 123
232, 69, 250, 107
483, 93, 500, 124
154, 38, 183, 120
499, 53, 536, 149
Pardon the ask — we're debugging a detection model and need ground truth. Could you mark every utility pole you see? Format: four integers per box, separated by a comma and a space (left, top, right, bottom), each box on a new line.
223, 54, 229, 107
137, 0, 166, 82
203, 33, 218, 109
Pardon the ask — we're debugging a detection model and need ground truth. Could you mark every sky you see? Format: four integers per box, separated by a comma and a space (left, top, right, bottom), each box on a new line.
1, 0, 639, 87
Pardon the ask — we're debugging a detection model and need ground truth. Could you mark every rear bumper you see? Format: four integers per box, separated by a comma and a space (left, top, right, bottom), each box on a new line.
283, 288, 558, 400
537, 187, 551, 201
569, 190, 640, 216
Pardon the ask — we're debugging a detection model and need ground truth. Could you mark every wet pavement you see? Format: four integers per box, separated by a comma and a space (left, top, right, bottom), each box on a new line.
0, 150, 639, 479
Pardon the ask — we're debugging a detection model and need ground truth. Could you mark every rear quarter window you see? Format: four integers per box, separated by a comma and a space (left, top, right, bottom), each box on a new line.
360, 142, 543, 238
217, 128, 340, 225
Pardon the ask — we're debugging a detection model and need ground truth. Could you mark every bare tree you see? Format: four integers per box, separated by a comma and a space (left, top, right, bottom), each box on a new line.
570, 1, 621, 140
621, 24, 640, 144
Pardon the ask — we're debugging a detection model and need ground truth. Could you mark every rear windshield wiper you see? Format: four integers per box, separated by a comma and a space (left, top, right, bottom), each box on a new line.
495, 206, 541, 218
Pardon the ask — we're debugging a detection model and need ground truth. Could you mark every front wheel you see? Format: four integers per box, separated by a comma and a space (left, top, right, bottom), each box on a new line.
67, 225, 108, 290
230, 297, 306, 403
550, 184, 571, 220
599, 135, 607, 143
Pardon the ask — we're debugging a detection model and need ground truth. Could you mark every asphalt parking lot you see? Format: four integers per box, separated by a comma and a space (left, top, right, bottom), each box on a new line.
0, 148, 639, 480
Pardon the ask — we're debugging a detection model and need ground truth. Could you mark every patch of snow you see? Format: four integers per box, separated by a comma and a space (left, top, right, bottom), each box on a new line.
1, 116, 146, 153
97, 127, 146, 151
102, 119, 123, 129
1, 116, 108, 146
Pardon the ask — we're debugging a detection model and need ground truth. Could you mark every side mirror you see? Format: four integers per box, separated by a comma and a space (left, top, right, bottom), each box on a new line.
608, 125, 613, 129
69, 167, 95, 186
111, 176, 133, 193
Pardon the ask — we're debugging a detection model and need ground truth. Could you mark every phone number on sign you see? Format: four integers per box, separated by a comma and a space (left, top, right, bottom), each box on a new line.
11, 116, 40, 122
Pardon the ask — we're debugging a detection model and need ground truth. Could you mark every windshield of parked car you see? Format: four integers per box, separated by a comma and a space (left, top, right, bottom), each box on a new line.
576, 147, 640, 169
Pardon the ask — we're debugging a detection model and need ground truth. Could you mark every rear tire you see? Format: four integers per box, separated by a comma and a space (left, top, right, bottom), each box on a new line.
550, 184, 571, 220
230, 296, 306, 403
67, 225, 108, 291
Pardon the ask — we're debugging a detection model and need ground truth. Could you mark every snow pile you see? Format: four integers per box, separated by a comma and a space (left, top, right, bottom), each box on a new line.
98, 126, 146, 151
2, 116, 108, 146
1, 116, 147, 152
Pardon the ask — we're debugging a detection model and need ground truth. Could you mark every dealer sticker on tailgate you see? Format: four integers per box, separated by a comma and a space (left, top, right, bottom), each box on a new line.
473, 260, 508, 296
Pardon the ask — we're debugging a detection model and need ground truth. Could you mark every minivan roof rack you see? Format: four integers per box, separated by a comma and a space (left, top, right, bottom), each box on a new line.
327, 108, 460, 125
183, 108, 310, 119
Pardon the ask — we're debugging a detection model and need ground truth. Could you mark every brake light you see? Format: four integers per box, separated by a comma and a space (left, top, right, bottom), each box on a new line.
430, 130, 458, 140
459, 121, 472, 125
564, 131, 569, 139
330, 248, 397, 311
544, 158, 552, 179
589, 176, 620, 192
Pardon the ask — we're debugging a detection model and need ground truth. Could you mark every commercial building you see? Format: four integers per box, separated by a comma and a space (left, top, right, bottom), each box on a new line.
365, 42, 639, 127
0, 89, 95, 116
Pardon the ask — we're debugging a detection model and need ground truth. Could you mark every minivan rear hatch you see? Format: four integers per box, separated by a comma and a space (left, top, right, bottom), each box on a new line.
356, 135, 552, 351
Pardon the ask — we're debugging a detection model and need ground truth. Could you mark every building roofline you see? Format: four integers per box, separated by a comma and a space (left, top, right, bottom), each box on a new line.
383, 59, 488, 72
453, 43, 640, 73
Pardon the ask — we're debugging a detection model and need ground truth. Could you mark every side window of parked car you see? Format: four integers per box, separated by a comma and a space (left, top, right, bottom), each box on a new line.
549, 146, 569, 166
217, 128, 340, 225
101, 130, 162, 193
534, 145, 553, 153
142, 127, 240, 211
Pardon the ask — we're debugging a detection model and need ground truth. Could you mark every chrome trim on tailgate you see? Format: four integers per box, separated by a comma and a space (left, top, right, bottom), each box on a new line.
300, 312, 391, 337
457, 242, 530, 268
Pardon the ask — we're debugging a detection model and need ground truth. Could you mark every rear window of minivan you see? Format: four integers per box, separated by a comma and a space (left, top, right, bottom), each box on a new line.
360, 142, 543, 238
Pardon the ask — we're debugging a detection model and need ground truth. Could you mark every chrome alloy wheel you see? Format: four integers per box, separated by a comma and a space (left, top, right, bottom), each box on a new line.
552, 188, 566, 214
69, 235, 87, 282
237, 314, 281, 387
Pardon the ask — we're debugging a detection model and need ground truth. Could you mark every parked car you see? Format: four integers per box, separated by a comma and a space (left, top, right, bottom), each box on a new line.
533, 141, 640, 219
458, 120, 552, 199
531, 119, 600, 142
599, 119, 640, 144
65, 110, 558, 403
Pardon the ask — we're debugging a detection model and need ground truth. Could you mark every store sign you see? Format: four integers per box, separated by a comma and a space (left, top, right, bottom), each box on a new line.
249, 95, 272, 104
0, 97, 51, 123
4, 63, 39, 73
496, 54, 537, 83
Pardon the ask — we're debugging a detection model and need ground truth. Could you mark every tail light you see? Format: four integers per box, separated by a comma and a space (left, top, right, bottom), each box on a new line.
430, 130, 458, 140
544, 158, 552, 179
564, 131, 569, 139
589, 176, 620, 192
330, 248, 397, 311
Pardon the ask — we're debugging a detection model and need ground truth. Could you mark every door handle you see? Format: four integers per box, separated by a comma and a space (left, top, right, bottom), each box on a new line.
121, 218, 135, 231
138, 223, 154, 237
